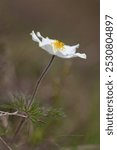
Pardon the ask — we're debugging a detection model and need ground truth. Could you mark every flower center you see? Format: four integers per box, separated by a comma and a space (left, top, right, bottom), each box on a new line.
53, 40, 64, 50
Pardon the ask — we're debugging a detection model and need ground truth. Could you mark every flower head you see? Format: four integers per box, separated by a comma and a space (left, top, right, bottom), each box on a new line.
30, 31, 87, 59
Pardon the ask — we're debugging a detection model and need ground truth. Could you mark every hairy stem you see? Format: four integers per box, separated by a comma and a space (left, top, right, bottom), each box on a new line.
14, 55, 55, 138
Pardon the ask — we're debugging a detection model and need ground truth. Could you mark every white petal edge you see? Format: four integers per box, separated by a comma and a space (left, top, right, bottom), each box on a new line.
30, 31, 41, 45
37, 32, 44, 39
74, 53, 87, 59
56, 51, 87, 59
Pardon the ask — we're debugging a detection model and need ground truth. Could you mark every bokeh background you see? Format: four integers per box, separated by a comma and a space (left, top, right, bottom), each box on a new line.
0, 0, 99, 149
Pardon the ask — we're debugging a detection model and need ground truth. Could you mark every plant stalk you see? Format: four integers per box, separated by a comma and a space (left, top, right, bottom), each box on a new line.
28, 55, 55, 108
14, 55, 55, 138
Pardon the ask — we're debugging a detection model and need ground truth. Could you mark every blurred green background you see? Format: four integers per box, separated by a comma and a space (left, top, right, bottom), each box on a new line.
0, 0, 99, 149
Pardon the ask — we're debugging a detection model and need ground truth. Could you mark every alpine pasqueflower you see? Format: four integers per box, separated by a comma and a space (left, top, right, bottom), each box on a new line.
30, 31, 87, 59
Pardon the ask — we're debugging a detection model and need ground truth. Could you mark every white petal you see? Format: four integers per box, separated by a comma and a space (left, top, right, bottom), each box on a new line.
30, 31, 41, 44
41, 44, 55, 55
60, 43, 79, 56
37, 33, 55, 55
37, 32, 43, 39
55, 51, 87, 59
30, 31, 87, 59
73, 53, 87, 59
30, 31, 55, 55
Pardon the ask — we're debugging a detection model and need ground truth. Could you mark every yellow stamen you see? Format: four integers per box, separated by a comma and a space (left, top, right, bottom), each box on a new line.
53, 40, 64, 50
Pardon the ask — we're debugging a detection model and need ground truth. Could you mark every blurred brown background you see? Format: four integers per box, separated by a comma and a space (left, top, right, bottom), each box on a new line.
0, 0, 99, 149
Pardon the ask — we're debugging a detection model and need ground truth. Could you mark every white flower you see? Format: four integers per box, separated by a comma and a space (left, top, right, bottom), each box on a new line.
30, 31, 87, 59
